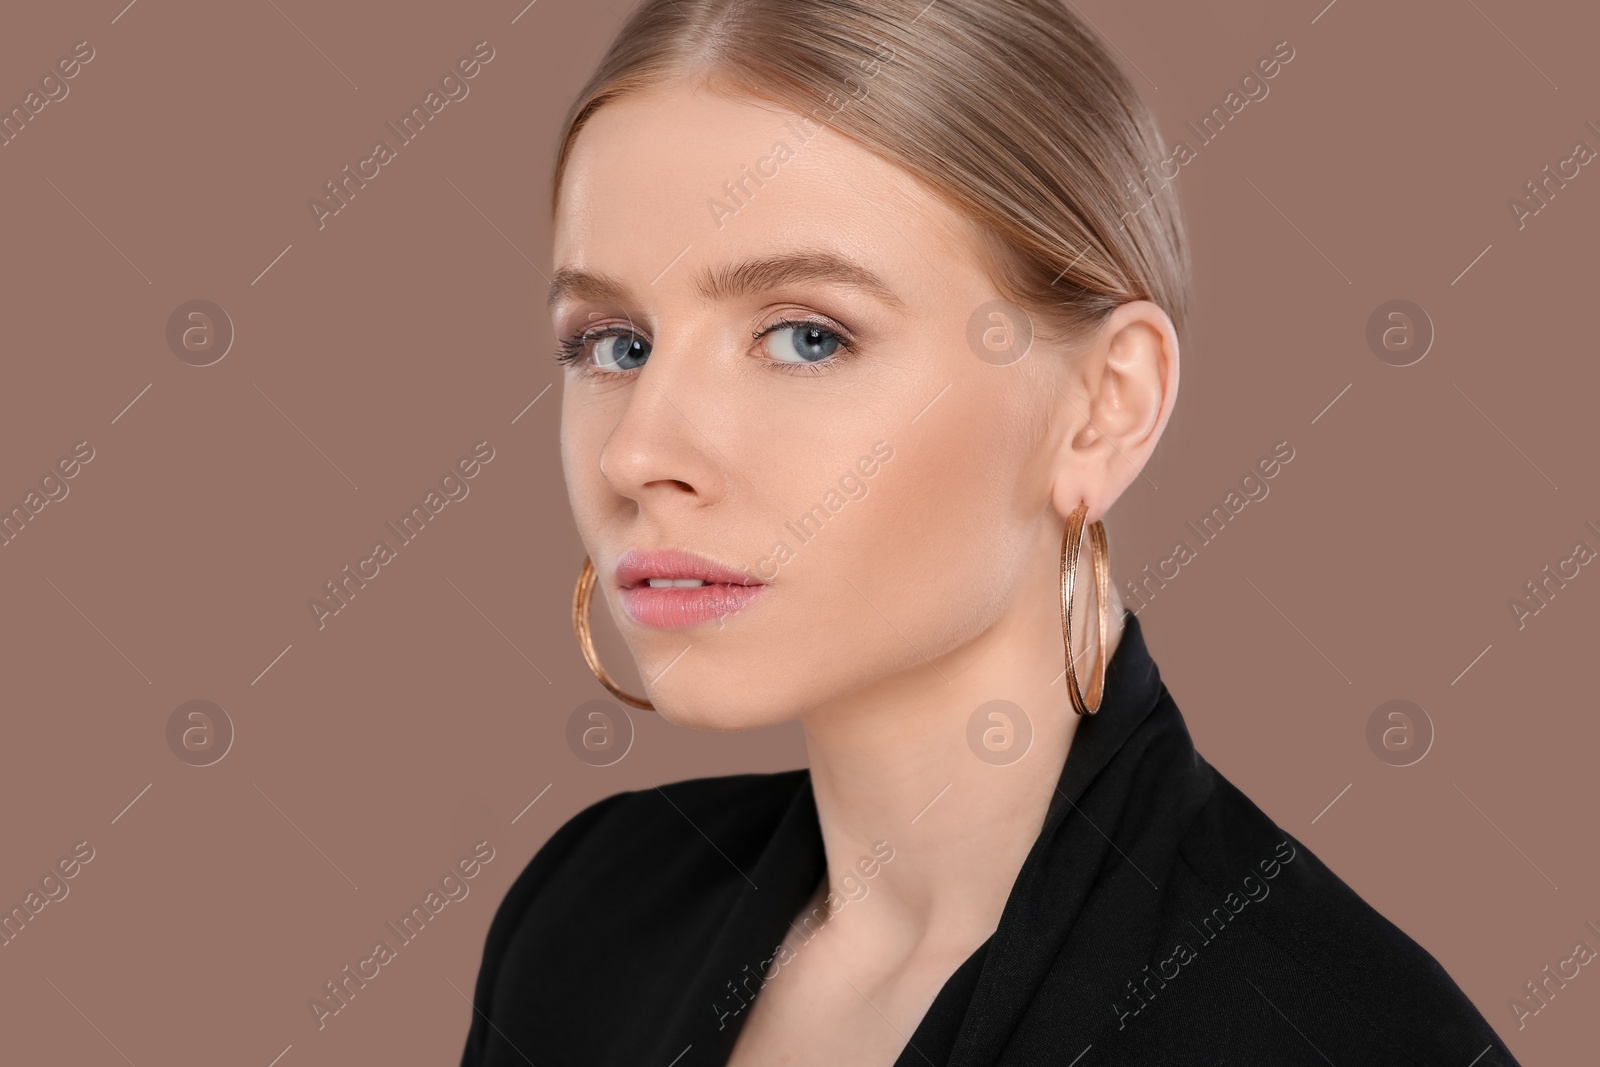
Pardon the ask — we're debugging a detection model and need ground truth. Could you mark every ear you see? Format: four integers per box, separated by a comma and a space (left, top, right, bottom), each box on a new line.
1048, 300, 1179, 524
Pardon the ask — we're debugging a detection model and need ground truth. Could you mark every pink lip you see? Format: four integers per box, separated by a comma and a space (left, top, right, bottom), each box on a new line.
615, 547, 768, 630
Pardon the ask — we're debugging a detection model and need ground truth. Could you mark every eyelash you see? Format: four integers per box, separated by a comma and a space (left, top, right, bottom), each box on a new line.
553, 317, 857, 379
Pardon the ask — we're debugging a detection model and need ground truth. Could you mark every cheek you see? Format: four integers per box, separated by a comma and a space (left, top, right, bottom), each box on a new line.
558, 412, 583, 502
559, 397, 611, 530
789, 384, 1036, 655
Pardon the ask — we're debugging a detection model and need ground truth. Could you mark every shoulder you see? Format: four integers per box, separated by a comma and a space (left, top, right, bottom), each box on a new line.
476, 767, 804, 952
460, 767, 806, 1064
1168, 759, 1514, 1062
495, 765, 804, 920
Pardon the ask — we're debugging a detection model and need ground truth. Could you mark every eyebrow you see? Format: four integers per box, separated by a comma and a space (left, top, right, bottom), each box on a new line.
545, 249, 908, 313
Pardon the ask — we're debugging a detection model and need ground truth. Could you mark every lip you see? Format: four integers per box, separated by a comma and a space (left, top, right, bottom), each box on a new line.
615, 547, 768, 630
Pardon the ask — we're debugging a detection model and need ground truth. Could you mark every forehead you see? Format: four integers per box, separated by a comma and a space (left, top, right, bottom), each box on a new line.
550, 83, 986, 301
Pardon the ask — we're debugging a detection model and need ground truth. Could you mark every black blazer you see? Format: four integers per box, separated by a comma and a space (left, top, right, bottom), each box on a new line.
462, 612, 1519, 1065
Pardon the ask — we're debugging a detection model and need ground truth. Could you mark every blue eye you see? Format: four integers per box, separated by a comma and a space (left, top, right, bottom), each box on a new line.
593, 332, 650, 371
556, 328, 650, 373
762, 321, 846, 366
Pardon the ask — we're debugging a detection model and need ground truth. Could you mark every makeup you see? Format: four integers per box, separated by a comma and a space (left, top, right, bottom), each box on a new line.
615, 547, 769, 630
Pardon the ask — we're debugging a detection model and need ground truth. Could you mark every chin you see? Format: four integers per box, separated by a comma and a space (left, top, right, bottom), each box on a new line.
649, 685, 803, 732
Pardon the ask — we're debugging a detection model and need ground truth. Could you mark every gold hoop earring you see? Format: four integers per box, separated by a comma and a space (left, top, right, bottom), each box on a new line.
572, 556, 655, 711
1060, 503, 1110, 716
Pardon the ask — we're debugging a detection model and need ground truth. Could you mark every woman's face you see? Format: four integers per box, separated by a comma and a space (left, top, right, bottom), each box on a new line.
551, 84, 1080, 730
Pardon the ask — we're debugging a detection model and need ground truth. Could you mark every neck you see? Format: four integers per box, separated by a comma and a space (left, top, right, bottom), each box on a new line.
796, 532, 1125, 969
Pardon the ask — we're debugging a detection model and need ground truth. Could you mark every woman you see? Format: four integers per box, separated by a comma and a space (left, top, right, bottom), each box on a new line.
463, 1, 1519, 1063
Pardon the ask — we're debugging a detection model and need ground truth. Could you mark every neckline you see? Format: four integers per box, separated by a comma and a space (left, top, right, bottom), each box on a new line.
672, 609, 1166, 1066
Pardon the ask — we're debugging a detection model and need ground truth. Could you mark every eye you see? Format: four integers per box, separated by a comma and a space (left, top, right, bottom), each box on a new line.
556, 326, 651, 374
593, 331, 650, 372
759, 319, 850, 367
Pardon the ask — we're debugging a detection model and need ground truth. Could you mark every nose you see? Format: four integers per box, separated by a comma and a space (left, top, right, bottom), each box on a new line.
595, 342, 731, 512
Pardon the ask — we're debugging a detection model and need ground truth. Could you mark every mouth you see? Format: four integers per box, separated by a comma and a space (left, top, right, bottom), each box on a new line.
636, 577, 741, 589
614, 547, 768, 630
614, 547, 764, 590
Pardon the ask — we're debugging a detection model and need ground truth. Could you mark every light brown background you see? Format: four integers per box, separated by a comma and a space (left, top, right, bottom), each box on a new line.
1, 0, 1595, 1063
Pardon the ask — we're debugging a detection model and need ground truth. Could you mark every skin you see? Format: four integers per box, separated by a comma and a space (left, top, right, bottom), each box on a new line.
551, 81, 1178, 1065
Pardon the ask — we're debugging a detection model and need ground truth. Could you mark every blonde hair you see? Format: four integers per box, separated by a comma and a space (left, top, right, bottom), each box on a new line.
551, 0, 1190, 348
